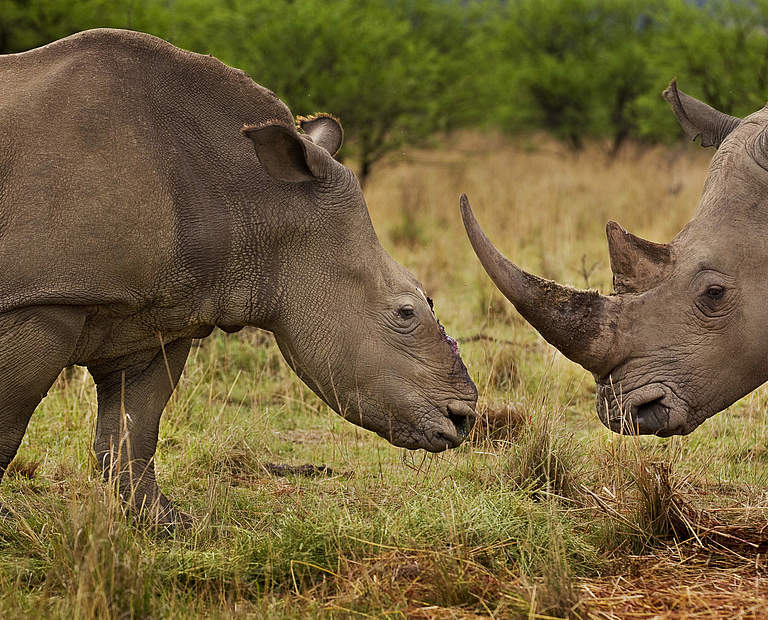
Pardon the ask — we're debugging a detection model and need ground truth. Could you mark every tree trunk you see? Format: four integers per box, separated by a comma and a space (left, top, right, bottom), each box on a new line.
359, 152, 372, 188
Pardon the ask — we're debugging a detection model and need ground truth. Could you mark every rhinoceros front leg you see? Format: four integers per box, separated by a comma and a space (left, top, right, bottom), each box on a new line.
0, 307, 85, 507
88, 338, 191, 526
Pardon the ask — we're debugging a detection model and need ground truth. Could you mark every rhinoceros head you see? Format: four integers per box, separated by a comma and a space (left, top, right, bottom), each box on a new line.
462, 81, 768, 436
242, 115, 477, 452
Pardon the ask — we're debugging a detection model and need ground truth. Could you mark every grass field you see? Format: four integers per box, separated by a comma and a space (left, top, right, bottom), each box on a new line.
2, 134, 767, 618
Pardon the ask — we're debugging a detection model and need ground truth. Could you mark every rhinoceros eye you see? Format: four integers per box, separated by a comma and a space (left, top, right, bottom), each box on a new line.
397, 306, 415, 320
705, 286, 725, 300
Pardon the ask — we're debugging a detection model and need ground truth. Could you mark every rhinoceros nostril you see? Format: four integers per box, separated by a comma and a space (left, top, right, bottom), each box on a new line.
633, 397, 670, 435
446, 401, 477, 438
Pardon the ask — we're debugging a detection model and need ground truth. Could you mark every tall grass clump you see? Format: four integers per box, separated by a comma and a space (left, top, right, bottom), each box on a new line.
503, 397, 584, 502
520, 506, 583, 619
0, 475, 161, 619
628, 459, 699, 546
42, 484, 157, 618
588, 437, 700, 554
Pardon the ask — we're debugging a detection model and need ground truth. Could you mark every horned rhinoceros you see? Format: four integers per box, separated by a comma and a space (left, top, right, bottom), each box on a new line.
461, 80, 768, 438
0, 29, 477, 524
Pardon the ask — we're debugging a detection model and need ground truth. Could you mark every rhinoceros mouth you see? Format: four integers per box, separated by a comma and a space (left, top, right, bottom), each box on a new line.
598, 382, 687, 436
370, 399, 477, 452
609, 395, 671, 435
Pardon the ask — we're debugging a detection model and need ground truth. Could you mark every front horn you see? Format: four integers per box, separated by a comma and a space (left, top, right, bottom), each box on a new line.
460, 194, 624, 376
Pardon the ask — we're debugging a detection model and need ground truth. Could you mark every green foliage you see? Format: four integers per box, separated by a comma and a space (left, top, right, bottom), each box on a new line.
503, 398, 583, 501
7, 0, 768, 170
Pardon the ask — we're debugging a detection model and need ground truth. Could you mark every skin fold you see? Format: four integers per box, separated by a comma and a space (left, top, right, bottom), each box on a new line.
461, 81, 768, 438
0, 29, 477, 525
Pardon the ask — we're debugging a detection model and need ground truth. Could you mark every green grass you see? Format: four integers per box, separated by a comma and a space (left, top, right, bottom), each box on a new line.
2, 134, 767, 618
1, 352, 601, 617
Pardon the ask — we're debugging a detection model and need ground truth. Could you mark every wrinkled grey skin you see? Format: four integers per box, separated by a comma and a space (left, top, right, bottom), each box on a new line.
0, 29, 476, 524
461, 80, 768, 438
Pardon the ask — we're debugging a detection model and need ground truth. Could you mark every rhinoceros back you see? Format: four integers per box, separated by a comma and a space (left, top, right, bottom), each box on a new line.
0, 29, 291, 316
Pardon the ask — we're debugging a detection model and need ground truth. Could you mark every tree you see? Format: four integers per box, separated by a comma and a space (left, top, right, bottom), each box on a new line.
487, 0, 608, 149
0, 0, 170, 53
165, 0, 470, 185
485, 0, 665, 153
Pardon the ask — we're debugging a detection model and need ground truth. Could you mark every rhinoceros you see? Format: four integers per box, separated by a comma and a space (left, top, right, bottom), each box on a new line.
0, 29, 477, 523
461, 80, 768, 438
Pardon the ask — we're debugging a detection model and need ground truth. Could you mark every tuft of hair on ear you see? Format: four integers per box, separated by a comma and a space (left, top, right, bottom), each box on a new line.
296, 113, 344, 157
241, 117, 296, 139
296, 112, 343, 132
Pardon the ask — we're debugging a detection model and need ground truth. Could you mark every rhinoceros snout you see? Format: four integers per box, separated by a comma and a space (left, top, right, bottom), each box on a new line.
597, 382, 686, 436
612, 396, 672, 435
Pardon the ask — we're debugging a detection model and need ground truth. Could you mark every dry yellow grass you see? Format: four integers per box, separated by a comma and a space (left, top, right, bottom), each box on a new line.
366, 132, 708, 292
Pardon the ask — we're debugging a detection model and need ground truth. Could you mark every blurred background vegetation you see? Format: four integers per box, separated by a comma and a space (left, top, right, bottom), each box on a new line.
4, 0, 768, 183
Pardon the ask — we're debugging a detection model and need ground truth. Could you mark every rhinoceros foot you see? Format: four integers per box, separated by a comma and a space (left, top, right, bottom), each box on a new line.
130, 494, 195, 533
151, 509, 195, 535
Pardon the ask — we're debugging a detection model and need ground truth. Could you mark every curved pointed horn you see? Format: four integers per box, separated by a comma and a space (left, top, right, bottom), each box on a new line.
460, 194, 623, 375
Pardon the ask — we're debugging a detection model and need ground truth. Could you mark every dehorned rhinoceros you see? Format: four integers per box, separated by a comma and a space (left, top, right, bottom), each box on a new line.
0, 29, 477, 524
460, 80, 768, 438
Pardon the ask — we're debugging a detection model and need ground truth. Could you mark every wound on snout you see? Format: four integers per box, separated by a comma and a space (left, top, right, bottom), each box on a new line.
437, 318, 460, 358
428, 296, 461, 358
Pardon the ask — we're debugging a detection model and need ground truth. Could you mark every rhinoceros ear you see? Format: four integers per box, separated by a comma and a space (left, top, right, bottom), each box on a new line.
662, 80, 741, 148
242, 122, 329, 183
298, 114, 343, 157
606, 221, 671, 293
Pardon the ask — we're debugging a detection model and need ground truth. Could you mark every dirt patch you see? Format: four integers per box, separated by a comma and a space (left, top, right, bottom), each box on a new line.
263, 463, 351, 478
472, 401, 526, 443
